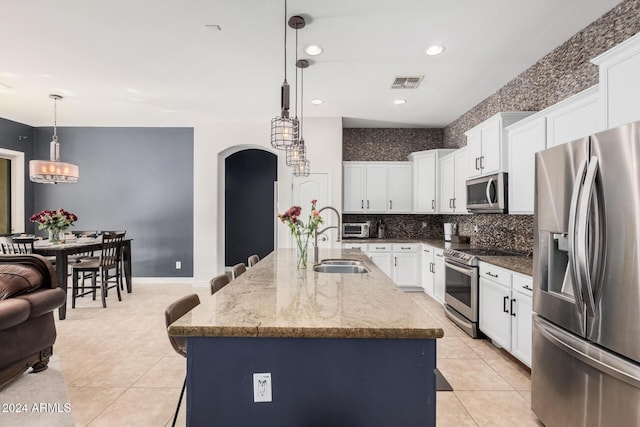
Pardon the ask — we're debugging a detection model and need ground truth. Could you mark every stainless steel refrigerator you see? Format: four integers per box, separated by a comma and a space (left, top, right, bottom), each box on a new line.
533, 121, 640, 426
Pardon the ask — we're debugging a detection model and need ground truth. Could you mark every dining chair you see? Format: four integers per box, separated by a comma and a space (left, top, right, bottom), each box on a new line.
0, 235, 35, 254
71, 230, 99, 238
70, 232, 126, 308
165, 293, 200, 427
101, 230, 127, 290
231, 263, 246, 280
248, 254, 260, 267
209, 273, 230, 295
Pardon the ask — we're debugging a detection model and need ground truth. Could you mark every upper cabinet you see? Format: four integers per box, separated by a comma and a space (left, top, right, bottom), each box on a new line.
408, 149, 454, 214
545, 85, 602, 148
592, 32, 640, 130
439, 147, 468, 214
343, 162, 412, 214
465, 112, 534, 179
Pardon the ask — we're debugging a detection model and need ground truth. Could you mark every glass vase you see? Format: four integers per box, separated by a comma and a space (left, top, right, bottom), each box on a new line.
295, 234, 309, 269
48, 228, 62, 244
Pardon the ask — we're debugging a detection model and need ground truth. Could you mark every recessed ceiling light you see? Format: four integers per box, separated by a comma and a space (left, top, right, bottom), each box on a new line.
425, 45, 445, 56
311, 99, 323, 105
394, 99, 407, 105
305, 45, 323, 56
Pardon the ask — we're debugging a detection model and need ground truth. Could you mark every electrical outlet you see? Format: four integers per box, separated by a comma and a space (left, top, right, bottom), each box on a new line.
421, 221, 427, 229
474, 225, 479, 233
175, 261, 182, 269
253, 373, 272, 402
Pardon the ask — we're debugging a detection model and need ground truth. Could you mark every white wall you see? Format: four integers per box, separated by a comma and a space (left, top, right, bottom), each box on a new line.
193, 117, 343, 286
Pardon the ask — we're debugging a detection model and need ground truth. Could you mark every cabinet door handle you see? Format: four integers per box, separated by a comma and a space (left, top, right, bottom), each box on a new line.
480, 156, 485, 169
394, 256, 397, 267
449, 199, 453, 208
401, 246, 411, 250
503, 296, 509, 313
432, 199, 435, 210
367, 200, 370, 209
453, 198, 456, 209
522, 285, 532, 291
389, 200, 393, 210
475, 157, 480, 170
486, 271, 499, 278
375, 246, 386, 250
430, 262, 435, 273
511, 298, 516, 317
361, 200, 364, 209
436, 253, 443, 258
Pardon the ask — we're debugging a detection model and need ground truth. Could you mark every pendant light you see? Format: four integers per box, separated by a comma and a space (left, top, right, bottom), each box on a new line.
293, 59, 310, 177
29, 94, 79, 184
270, 0, 299, 149
286, 15, 307, 167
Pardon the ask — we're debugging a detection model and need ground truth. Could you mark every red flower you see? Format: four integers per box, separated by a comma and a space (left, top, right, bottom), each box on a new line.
311, 199, 317, 205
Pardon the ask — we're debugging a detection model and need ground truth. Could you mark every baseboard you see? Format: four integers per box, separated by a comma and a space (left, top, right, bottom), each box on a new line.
133, 277, 195, 285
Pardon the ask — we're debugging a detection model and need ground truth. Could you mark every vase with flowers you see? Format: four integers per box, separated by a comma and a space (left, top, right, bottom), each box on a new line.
30, 209, 78, 243
277, 199, 324, 268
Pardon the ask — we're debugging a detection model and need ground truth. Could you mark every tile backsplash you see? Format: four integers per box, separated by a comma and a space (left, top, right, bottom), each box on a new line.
343, 128, 443, 161
342, 214, 534, 253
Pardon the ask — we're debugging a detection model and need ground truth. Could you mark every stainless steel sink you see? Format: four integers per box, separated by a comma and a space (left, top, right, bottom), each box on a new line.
313, 259, 369, 274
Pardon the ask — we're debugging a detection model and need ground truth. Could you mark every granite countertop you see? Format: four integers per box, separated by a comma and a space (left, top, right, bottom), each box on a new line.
342, 238, 533, 276
168, 249, 445, 340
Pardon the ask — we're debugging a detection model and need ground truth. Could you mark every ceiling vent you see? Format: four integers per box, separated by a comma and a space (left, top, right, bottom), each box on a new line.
391, 76, 424, 89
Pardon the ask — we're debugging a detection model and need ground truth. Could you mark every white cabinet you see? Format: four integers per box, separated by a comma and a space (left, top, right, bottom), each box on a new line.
421, 245, 435, 295
507, 115, 546, 214
433, 249, 445, 303
392, 244, 420, 289
545, 85, 602, 147
343, 162, 412, 213
439, 148, 469, 214
408, 149, 454, 213
387, 163, 413, 213
367, 243, 393, 278
478, 262, 533, 367
592, 32, 640, 129
466, 112, 534, 178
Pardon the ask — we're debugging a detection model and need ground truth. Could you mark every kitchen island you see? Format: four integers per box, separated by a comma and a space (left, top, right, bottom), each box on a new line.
168, 248, 444, 426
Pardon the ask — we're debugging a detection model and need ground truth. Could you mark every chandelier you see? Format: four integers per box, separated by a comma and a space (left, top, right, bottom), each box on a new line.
292, 59, 310, 177
29, 94, 79, 184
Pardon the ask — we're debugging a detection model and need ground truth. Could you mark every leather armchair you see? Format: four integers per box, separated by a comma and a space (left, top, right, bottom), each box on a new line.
0, 254, 66, 387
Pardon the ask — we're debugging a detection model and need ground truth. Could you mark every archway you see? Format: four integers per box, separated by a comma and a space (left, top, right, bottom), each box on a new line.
224, 149, 277, 267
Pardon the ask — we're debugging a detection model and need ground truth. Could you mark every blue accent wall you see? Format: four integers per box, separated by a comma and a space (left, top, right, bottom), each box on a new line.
32, 126, 194, 277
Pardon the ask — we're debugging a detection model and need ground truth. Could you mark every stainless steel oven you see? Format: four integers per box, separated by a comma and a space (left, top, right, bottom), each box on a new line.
443, 249, 480, 338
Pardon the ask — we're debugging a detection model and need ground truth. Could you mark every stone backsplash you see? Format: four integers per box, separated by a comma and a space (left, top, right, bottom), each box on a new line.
443, 0, 640, 148
343, 128, 443, 161
342, 214, 533, 253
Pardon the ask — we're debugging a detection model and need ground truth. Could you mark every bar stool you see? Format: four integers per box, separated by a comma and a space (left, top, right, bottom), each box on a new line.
209, 273, 230, 295
231, 263, 246, 280
248, 254, 260, 267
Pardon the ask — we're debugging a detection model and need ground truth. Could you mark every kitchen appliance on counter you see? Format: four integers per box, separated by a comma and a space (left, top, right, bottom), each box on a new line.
443, 247, 528, 338
342, 222, 370, 239
466, 172, 508, 213
444, 223, 457, 241
532, 121, 640, 426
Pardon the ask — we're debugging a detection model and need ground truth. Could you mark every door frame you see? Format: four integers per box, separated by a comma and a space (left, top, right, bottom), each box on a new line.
0, 148, 25, 233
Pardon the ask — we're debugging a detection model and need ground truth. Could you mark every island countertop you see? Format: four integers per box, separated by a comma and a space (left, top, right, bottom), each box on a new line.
168, 249, 444, 340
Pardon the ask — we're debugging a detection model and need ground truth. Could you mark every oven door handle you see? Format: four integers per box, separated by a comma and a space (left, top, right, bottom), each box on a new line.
444, 259, 475, 277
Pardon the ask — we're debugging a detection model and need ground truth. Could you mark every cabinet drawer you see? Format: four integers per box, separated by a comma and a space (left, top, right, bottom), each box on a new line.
342, 243, 367, 251
393, 243, 418, 252
512, 273, 533, 294
479, 262, 512, 287
368, 243, 392, 252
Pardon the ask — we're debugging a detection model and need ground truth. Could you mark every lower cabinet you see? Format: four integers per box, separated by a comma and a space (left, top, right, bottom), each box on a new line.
392, 244, 420, 289
420, 245, 445, 302
478, 262, 533, 367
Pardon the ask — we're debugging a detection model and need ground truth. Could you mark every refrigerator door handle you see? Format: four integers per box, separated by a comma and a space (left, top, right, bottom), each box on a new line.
568, 159, 588, 308
576, 157, 602, 317
534, 316, 640, 389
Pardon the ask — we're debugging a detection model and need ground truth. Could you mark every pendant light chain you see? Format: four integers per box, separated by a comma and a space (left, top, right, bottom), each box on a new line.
52, 96, 58, 142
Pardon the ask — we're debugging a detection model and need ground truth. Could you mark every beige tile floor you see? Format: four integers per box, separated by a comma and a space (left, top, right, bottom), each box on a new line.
51, 282, 542, 426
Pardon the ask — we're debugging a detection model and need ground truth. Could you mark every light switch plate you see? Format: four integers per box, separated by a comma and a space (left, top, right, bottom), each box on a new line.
253, 373, 272, 402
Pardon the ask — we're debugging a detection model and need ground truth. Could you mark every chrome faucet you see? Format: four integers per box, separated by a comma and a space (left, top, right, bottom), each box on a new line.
313, 206, 342, 263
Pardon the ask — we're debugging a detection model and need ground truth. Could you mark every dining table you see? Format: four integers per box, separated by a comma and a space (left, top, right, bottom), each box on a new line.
33, 237, 132, 320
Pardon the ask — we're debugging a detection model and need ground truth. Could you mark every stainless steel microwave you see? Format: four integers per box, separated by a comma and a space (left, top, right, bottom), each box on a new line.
466, 172, 508, 213
342, 222, 370, 238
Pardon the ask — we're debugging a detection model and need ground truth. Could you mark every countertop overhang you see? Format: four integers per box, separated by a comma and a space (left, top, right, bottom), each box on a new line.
168, 249, 444, 340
